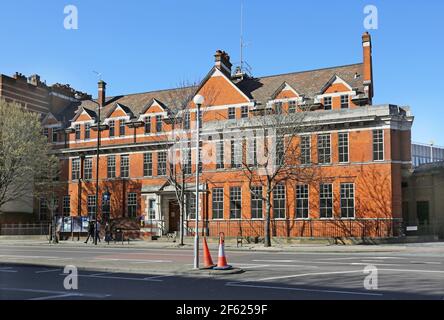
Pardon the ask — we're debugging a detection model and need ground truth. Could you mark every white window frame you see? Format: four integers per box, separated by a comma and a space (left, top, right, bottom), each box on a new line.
340, 183, 355, 219
338, 132, 349, 163
295, 184, 310, 220
319, 183, 334, 219
212, 188, 224, 220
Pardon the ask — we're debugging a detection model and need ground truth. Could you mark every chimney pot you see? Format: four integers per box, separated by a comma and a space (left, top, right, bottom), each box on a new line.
98, 80, 107, 108
214, 50, 232, 77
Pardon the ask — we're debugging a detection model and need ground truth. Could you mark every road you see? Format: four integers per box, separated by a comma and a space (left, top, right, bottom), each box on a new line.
0, 242, 443, 300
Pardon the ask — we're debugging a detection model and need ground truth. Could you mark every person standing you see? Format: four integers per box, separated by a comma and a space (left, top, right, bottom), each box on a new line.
84, 221, 95, 244
95, 221, 101, 243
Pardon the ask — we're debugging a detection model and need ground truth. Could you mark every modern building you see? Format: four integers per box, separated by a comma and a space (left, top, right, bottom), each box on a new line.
412, 142, 444, 167
0, 72, 88, 222
46, 32, 414, 238
402, 161, 444, 239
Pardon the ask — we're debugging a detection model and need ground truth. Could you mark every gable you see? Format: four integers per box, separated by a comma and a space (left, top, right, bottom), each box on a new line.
141, 99, 167, 115
321, 75, 353, 94
74, 110, 94, 122
42, 113, 60, 126
195, 68, 250, 106
109, 107, 128, 118
273, 83, 299, 100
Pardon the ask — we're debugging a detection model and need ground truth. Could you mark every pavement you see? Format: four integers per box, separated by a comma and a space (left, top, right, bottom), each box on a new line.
0, 240, 443, 300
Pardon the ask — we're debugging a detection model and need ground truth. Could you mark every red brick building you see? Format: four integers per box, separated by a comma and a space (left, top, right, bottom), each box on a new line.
0, 72, 88, 221
46, 32, 414, 238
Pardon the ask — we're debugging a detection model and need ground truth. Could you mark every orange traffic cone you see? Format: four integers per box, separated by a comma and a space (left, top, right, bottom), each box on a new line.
202, 236, 216, 269
214, 233, 232, 270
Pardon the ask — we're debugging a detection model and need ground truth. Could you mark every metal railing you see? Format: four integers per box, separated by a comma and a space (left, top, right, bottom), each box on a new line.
187, 218, 404, 239
0, 223, 50, 236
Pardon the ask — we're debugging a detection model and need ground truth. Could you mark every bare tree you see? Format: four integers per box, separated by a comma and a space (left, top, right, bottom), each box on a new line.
164, 81, 198, 245
238, 102, 321, 247
0, 99, 55, 216
164, 81, 219, 244
34, 155, 62, 242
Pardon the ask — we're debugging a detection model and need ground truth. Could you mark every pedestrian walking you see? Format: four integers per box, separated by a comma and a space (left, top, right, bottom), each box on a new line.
55, 220, 61, 243
84, 221, 95, 244
95, 221, 101, 243
105, 222, 111, 244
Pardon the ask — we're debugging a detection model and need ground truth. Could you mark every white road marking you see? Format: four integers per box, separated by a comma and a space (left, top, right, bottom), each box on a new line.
94, 258, 172, 263
237, 264, 270, 269
0, 287, 110, 299
88, 272, 112, 277
253, 259, 403, 267
74, 274, 165, 282
378, 268, 444, 274
35, 269, 61, 274
409, 261, 441, 265
252, 270, 363, 282
30, 293, 78, 300
248, 267, 444, 283
0, 269, 17, 273
143, 275, 174, 280
226, 282, 383, 297
0, 255, 59, 259
253, 259, 304, 263
350, 263, 403, 267
0, 248, 192, 257
317, 257, 365, 261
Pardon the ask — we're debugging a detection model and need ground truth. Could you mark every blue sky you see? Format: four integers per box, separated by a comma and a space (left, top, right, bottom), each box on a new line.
0, 0, 443, 144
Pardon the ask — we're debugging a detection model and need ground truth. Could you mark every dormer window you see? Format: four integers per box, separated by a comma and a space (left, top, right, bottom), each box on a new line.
228, 107, 236, 120
324, 97, 332, 110
43, 128, 49, 139
119, 120, 126, 136
156, 115, 162, 132
241, 106, 249, 118
74, 124, 81, 140
144, 116, 151, 134
274, 102, 283, 114
84, 123, 91, 140
52, 129, 58, 143
109, 120, 115, 137
288, 101, 297, 113
341, 95, 349, 109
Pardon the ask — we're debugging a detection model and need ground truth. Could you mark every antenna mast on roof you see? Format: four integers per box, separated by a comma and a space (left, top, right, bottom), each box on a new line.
234, 0, 252, 80
240, 0, 244, 74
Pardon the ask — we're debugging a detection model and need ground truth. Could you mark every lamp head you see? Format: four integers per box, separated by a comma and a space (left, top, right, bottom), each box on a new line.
193, 94, 204, 106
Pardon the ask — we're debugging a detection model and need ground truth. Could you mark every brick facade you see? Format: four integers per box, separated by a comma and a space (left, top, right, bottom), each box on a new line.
45, 33, 413, 238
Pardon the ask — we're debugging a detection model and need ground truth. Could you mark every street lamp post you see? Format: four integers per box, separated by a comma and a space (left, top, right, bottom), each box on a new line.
75, 82, 105, 246
193, 94, 204, 269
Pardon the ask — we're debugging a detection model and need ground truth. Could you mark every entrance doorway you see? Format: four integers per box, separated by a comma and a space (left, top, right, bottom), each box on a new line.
416, 201, 430, 226
168, 200, 180, 232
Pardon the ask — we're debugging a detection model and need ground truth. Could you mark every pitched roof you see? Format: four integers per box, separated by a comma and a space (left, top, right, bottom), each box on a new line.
236, 63, 364, 102
68, 62, 364, 122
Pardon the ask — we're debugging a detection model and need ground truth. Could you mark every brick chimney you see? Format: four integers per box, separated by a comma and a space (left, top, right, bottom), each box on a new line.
362, 32, 373, 102
98, 80, 107, 108
214, 50, 232, 77
28, 74, 41, 86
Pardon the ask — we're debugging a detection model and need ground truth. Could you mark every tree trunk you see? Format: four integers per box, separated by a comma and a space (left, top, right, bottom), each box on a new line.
179, 198, 185, 246
264, 197, 272, 247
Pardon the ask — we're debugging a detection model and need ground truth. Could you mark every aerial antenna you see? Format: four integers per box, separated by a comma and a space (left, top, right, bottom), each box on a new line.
236, 0, 252, 78
240, 0, 244, 74
93, 71, 102, 81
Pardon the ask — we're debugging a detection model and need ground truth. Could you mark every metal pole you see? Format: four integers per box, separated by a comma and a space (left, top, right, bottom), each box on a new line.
430, 142, 434, 163
193, 103, 201, 269
94, 99, 101, 245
